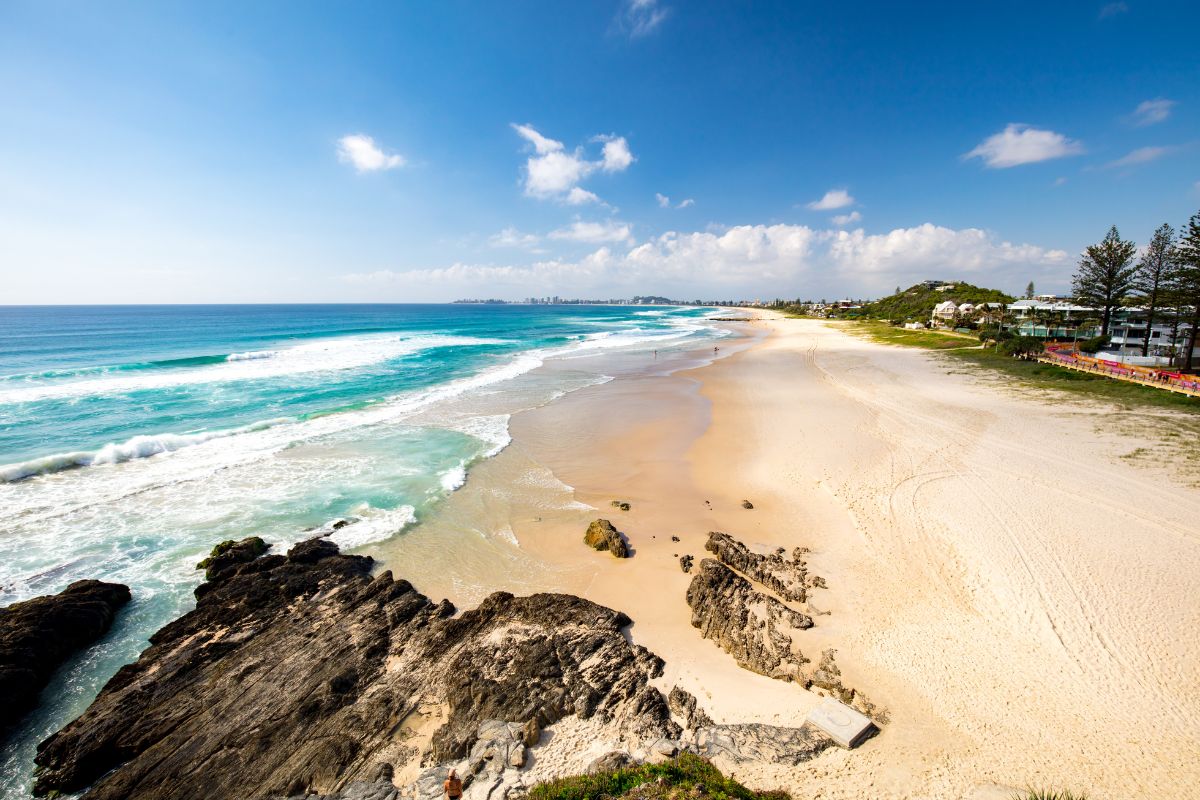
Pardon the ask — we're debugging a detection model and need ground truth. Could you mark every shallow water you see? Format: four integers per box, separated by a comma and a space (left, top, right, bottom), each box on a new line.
0, 303, 727, 798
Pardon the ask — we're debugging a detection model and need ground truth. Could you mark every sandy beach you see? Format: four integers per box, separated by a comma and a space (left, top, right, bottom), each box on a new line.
372, 311, 1200, 799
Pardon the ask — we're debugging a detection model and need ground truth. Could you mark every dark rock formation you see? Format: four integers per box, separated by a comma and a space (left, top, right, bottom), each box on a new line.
741, 500, 754, 509
685, 559, 812, 681
705, 531, 810, 603
194, 536, 269, 581
585, 519, 629, 558
33, 538, 674, 800
679, 554, 694, 573
0, 580, 130, 734
610, 500, 631, 511
668, 687, 712, 729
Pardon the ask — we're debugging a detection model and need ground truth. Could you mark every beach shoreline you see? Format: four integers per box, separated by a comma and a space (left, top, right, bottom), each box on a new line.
370, 310, 1200, 798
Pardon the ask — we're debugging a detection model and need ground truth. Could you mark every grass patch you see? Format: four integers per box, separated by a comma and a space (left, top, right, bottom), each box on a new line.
1011, 790, 1089, 800
838, 320, 980, 350
840, 320, 1200, 414
528, 753, 789, 800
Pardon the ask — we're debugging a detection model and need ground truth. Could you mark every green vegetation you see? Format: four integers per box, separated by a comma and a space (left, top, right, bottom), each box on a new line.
1011, 790, 1088, 800
840, 321, 980, 350
855, 281, 1014, 322
840, 320, 1200, 413
528, 754, 788, 800
195, 537, 268, 571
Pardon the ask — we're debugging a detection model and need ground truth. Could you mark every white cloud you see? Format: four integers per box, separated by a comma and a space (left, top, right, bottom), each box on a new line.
512, 124, 563, 155
512, 124, 634, 203
548, 220, 634, 244
807, 189, 855, 210
657, 193, 694, 209
964, 124, 1083, 168
1098, 2, 1128, 19
489, 227, 541, 249
566, 187, 602, 205
1104, 145, 1173, 169
1053, 177, 1068, 187
336, 134, 405, 172
599, 136, 635, 172
620, 0, 670, 38
832, 211, 862, 226
346, 222, 1068, 299
1131, 98, 1176, 126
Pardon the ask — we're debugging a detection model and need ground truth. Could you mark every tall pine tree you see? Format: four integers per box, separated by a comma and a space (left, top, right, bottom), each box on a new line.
1171, 211, 1200, 372
1071, 225, 1137, 337
1132, 223, 1175, 357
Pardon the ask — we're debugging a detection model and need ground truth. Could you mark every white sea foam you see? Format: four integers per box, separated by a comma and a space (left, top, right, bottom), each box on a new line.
0, 334, 506, 404
0, 417, 293, 483
325, 504, 417, 549
225, 350, 277, 362
439, 463, 467, 492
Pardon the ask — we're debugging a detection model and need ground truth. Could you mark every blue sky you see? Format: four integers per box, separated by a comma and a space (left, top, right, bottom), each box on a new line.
2, 0, 1198, 303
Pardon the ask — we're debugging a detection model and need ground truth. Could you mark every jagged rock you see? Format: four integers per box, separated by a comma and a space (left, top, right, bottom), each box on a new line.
33, 538, 676, 800
685, 559, 812, 681
668, 687, 712, 729
0, 580, 130, 735
741, 500, 754, 509
584, 519, 629, 558
806, 649, 877, 719
692, 723, 835, 765
194, 536, 269, 581
705, 532, 808, 603
520, 717, 540, 747
679, 555, 694, 574
610, 500, 631, 511
670, 536, 680, 543
587, 751, 635, 773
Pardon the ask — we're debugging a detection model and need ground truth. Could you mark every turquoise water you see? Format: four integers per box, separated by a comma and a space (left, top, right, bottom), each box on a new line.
0, 303, 724, 797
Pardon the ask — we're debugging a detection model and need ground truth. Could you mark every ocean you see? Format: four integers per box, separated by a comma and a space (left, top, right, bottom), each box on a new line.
0, 303, 727, 797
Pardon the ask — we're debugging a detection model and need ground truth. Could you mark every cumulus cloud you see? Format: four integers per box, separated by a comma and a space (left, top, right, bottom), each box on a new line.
548, 219, 634, 244
832, 211, 862, 226
1103, 145, 1174, 169
619, 0, 670, 38
566, 187, 602, 205
1098, 2, 1128, 19
337, 134, 405, 172
598, 136, 635, 171
677, 198, 694, 208
1131, 98, 1176, 126
345, 222, 1068, 300
489, 227, 541, 249
512, 124, 634, 203
964, 124, 1083, 168
807, 189, 855, 210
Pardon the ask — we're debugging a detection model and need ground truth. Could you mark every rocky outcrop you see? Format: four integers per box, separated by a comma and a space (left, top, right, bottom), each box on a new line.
194, 536, 269, 581
584, 519, 629, 558
741, 500, 754, 509
610, 500, 631, 511
33, 538, 674, 800
808, 649, 878, 719
668, 687, 712, 729
0, 579, 130, 735
705, 532, 812, 603
685, 559, 812, 681
679, 554, 694, 573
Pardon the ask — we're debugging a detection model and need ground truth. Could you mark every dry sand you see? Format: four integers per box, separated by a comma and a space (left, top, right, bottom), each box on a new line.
373, 313, 1200, 799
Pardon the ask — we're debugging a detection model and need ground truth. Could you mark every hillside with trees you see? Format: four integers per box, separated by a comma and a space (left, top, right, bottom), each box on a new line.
857, 282, 1014, 322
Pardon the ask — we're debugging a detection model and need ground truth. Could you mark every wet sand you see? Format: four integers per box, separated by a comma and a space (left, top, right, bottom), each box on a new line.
372, 313, 1200, 799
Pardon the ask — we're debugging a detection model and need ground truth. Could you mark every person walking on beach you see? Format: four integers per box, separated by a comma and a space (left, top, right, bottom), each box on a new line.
444, 769, 463, 800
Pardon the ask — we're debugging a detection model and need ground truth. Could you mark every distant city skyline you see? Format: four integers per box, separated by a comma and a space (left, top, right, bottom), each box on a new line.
2, 1, 1198, 304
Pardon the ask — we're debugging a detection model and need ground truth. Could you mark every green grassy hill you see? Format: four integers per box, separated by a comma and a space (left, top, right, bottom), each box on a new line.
858, 282, 1014, 322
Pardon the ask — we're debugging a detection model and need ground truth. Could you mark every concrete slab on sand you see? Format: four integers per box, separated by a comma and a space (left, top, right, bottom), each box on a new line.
805, 697, 875, 748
